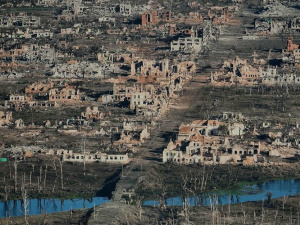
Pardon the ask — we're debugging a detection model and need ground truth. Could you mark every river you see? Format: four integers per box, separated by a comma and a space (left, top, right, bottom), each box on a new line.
143, 179, 300, 207
0, 197, 109, 218
2, 179, 300, 218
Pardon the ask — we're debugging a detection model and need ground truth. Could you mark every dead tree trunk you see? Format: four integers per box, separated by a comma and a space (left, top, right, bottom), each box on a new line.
21, 175, 29, 225
43, 164, 48, 191
13, 161, 19, 192
58, 159, 64, 190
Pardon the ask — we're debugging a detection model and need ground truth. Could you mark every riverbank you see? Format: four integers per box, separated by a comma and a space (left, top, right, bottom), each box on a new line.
0, 156, 121, 201
3, 190, 300, 225
135, 162, 300, 201
0, 207, 90, 225
0, 160, 124, 219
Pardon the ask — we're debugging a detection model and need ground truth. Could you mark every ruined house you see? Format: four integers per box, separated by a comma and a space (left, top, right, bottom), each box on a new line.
97, 51, 114, 64
222, 112, 244, 121
282, 38, 300, 65
28, 101, 59, 108
6, 81, 59, 110
0, 16, 13, 27
15, 119, 25, 129
141, 10, 172, 26
211, 56, 263, 85
171, 23, 212, 53
101, 58, 195, 119
49, 86, 81, 102
63, 151, 130, 164
130, 58, 195, 92
208, 7, 232, 25
0, 44, 55, 63
36, 0, 58, 6
110, 83, 136, 102
0, 13, 40, 27
66, 0, 86, 15
118, 3, 132, 16
285, 37, 299, 52
16, 44, 56, 63
253, 17, 289, 35
9, 94, 32, 102
0, 111, 13, 127
5, 94, 34, 111
51, 61, 103, 78
290, 17, 300, 33
0, 28, 52, 39
24, 28, 53, 39
93, 3, 138, 17
117, 123, 150, 146
171, 37, 202, 52
25, 81, 54, 94
81, 107, 111, 120
163, 115, 255, 165
262, 69, 300, 85
130, 87, 169, 119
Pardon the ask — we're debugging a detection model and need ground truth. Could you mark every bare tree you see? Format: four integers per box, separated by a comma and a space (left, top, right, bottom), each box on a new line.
13, 161, 19, 192
156, 175, 168, 209
50, 157, 59, 193
124, 211, 132, 225
42, 212, 51, 225
282, 195, 288, 212
181, 174, 193, 224
50, 157, 58, 176
3, 175, 9, 201
38, 165, 43, 193
21, 175, 29, 225
58, 158, 64, 190
136, 195, 144, 222
43, 163, 48, 191
82, 135, 86, 176
209, 194, 219, 225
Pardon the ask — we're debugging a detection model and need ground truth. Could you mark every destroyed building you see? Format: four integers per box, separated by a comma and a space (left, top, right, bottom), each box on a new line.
49, 86, 81, 102
0, 111, 13, 127
25, 81, 54, 94
7, 44, 56, 63
51, 61, 103, 79
62, 151, 130, 164
210, 50, 300, 86
163, 114, 261, 165
81, 107, 111, 120
290, 17, 300, 33
171, 23, 213, 53
115, 120, 151, 146
211, 56, 262, 85
36, 0, 58, 6
282, 37, 300, 66
141, 10, 172, 26
0, 13, 40, 28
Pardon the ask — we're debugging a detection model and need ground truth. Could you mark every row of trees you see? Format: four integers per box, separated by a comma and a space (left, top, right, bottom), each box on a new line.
3, 156, 64, 203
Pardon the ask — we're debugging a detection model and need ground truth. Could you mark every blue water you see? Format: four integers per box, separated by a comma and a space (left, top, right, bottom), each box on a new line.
0, 197, 110, 218
2, 179, 300, 218
143, 179, 300, 207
